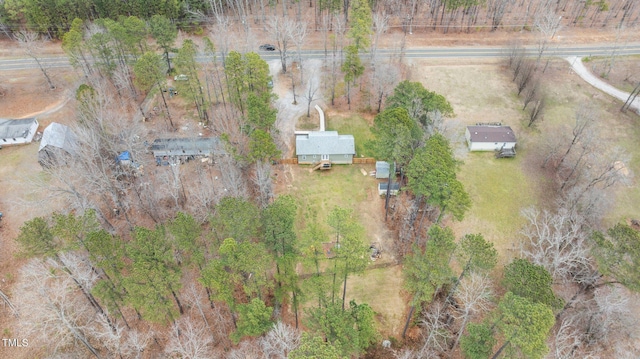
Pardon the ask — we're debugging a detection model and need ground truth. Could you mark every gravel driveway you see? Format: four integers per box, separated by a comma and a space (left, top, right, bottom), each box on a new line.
566, 56, 640, 114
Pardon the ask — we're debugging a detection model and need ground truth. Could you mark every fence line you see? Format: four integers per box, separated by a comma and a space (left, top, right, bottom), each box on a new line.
274, 157, 376, 165
353, 157, 376, 164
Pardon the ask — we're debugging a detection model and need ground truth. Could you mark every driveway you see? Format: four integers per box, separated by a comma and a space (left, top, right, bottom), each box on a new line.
566, 56, 640, 114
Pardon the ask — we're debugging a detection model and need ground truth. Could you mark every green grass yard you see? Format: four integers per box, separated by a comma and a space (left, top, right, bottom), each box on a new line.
325, 114, 375, 158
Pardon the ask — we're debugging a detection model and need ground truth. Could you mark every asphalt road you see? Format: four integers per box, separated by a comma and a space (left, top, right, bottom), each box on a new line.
1, 43, 639, 71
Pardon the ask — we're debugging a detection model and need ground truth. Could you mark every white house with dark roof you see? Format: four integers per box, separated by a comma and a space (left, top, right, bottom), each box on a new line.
465, 125, 517, 152
296, 131, 355, 164
0, 118, 38, 146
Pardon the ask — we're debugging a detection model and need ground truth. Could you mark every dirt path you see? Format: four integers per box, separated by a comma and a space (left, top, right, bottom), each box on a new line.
566, 56, 640, 114
18, 93, 71, 119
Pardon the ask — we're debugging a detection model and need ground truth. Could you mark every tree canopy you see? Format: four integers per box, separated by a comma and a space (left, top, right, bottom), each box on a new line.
386, 80, 454, 127
592, 223, 640, 292
406, 133, 471, 222
368, 107, 423, 167
502, 258, 563, 310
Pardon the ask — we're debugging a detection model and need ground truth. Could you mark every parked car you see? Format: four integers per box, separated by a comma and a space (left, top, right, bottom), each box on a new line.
174, 74, 188, 81
259, 44, 276, 51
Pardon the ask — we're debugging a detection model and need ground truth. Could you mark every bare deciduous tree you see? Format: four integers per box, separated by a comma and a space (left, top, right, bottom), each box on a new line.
451, 273, 494, 352
253, 160, 274, 209
417, 302, 450, 357
557, 104, 597, 170
370, 62, 400, 113
16, 259, 100, 358
290, 20, 308, 82
226, 339, 263, 359
301, 71, 320, 118
219, 156, 248, 198
267, 16, 294, 74
527, 95, 546, 128
520, 206, 591, 283
260, 322, 300, 359
15, 30, 56, 89
165, 317, 215, 359
371, 12, 389, 62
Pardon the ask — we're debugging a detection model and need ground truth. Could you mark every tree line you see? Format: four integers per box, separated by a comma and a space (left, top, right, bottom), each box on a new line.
0, 0, 638, 39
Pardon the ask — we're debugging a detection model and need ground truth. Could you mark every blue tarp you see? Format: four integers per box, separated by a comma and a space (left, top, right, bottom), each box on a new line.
117, 151, 131, 162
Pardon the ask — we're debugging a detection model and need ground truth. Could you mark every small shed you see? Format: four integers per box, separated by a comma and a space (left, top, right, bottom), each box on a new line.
378, 182, 400, 196
465, 125, 517, 152
375, 161, 396, 179
38, 122, 77, 167
0, 118, 39, 146
296, 131, 355, 164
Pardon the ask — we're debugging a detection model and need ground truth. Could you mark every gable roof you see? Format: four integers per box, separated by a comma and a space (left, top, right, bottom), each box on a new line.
296, 131, 355, 156
0, 118, 38, 140
467, 126, 517, 143
39, 122, 77, 154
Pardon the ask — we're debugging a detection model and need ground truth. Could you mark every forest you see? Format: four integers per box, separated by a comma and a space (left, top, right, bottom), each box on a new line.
0, 0, 639, 38
0, 0, 639, 357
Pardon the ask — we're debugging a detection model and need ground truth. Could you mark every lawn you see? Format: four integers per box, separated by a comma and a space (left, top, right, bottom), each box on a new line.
325, 114, 375, 158
286, 164, 377, 234
344, 265, 407, 337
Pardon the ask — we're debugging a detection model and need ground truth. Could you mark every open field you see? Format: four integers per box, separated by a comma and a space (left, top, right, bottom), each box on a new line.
407, 56, 640, 257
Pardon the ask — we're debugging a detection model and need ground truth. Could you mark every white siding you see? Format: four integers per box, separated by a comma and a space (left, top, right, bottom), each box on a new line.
469, 141, 516, 152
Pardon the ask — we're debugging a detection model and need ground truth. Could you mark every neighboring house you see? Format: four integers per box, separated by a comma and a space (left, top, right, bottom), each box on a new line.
151, 137, 226, 164
38, 122, 77, 167
465, 125, 517, 151
0, 118, 38, 146
296, 131, 355, 164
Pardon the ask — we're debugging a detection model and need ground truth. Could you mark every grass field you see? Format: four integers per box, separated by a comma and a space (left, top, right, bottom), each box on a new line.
344, 265, 406, 337
325, 114, 375, 158
286, 164, 376, 230
411, 58, 640, 257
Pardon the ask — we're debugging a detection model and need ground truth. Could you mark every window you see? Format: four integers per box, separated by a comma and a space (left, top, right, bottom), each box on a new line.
302, 155, 306, 160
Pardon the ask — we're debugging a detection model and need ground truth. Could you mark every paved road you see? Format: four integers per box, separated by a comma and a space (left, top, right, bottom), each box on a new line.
1, 43, 640, 71
566, 56, 640, 114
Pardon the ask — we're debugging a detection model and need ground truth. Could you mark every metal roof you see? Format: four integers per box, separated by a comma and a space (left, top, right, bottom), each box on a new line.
39, 122, 77, 154
0, 118, 37, 140
295, 131, 355, 156
151, 137, 225, 157
467, 126, 517, 143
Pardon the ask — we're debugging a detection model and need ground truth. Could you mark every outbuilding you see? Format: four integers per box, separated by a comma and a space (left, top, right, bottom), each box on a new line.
0, 118, 39, 146
38, 122, 77, 167
378, 182, 400, 196
465, 125, 517, 152
296, 131, 355, 165
151, 137, 226, 164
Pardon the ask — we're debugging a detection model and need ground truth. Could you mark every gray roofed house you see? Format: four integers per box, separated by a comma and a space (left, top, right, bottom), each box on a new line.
465, 125, 517, 152
0, 118, 39, 146
151, 137, 226, 163
296, 131, 355, 164
38, 122, 77, 167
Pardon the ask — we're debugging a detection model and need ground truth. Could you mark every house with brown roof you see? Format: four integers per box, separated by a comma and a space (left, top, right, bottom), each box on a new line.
465, 125, 517, 152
